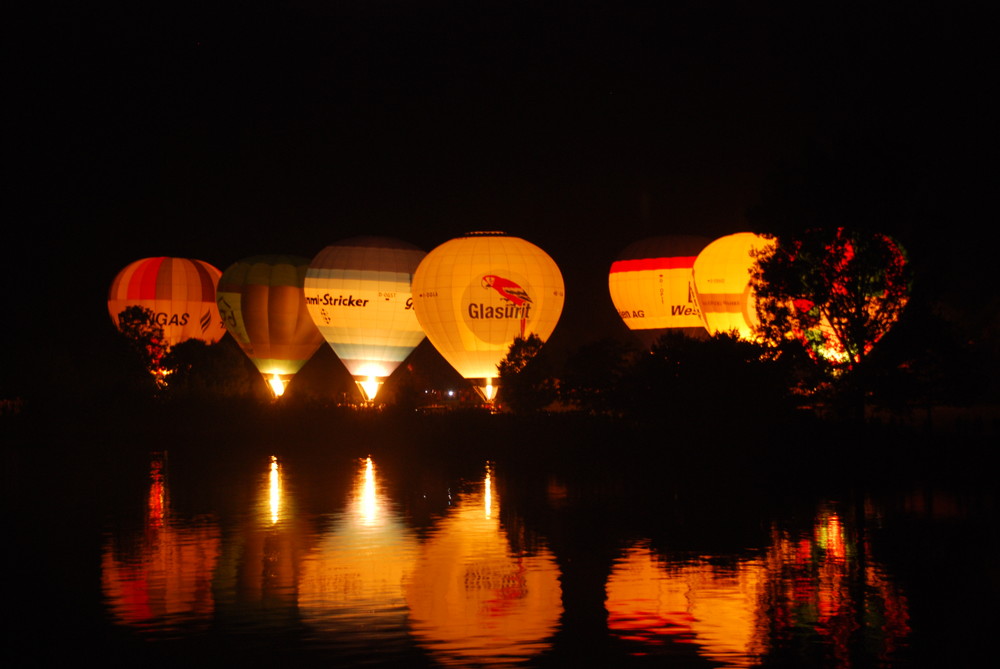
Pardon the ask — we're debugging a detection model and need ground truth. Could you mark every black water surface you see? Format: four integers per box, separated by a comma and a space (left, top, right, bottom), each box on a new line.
4, 401, 996, 668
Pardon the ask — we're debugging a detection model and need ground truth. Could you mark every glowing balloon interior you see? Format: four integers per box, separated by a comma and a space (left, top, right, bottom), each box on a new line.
217, 255, 324, 397
692, 233, 773, 340
304, 237, 426, 402
108, 257, 226, 348
609, 235, 710, 347
411, 231, 565, 401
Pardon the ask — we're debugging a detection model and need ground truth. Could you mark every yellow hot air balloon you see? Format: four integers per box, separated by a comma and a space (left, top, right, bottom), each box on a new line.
108, 257, 226, 347
608, 235, 711, 348
411, 231, 565, 402
216, 255, 324, 397
304, 237, 426, 402
691, 233, 774, 340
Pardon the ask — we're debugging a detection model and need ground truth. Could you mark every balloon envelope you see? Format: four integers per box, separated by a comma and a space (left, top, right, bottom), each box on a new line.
108, 257, 226, 347
692, 233, 773, 340
608, 235, 710, 348
217, 255, 324, 395
411, 231, 564, 398
304, 237, 426, 401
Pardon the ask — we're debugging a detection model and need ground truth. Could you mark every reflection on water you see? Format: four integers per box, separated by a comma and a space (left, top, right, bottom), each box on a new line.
605, 505, 911, 668
298, 456, 418, 654
763, 505, 911, 668
404, 464, 563, 666
268, 455, 281, 525
606, 543, 767, 667
89, 445, 985, 666
211, 453, 303, 633
101, 452, 220, 636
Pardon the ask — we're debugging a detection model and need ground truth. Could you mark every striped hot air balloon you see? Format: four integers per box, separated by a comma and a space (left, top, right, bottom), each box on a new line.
217, 255, 324, 397
692, 233, 774, 341
411, 231, 564, 402
304, 237, 427, 402
608, 235, 711, 349
108, 257, 226, 348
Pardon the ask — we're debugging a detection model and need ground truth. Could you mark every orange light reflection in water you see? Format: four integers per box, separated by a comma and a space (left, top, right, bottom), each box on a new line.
209, 455, 305, 633
101, 452, 220, 631
606, 505, 910, 668
765, 505, 911, 668
297, 456, 419, 643
358, 455, 378, 524
269, 455, 281, 524
404, 463, 562, 667
606, 542, 767, 667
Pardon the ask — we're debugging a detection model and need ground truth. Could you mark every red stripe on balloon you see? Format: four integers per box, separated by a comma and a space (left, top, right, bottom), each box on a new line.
192, 260, 217, 301
128, 257, 166, 300
609, 256, 697, 274
155, 257, 173, 300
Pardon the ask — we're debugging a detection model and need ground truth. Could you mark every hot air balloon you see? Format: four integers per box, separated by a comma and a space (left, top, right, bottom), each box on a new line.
411, 231, 565, 402
691, 233, 773, 340
608, 235, 711, 348
108, 257, 226, 348
216, 255, 324, 397
304, 237, 426, 402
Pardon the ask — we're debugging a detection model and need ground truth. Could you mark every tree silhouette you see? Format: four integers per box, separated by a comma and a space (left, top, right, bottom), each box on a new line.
751, 228, 912, 420
752, 227, 911, 372
160, 337, 263, 400
559, 337, 637, 416
116, 305, 168, 383
622, 331, 797, 431
497, 334, 557, 414
864, 297, 992, 422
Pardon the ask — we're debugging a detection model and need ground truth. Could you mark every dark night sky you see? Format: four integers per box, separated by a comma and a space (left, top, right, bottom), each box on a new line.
6, 1, 993, 390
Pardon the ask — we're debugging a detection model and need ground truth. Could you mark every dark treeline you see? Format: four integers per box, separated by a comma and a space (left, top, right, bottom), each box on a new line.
5, 308, 997, 427
4, 315, 996, 500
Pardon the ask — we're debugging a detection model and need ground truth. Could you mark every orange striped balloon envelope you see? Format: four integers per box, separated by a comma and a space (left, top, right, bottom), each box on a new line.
304, 237, 427, 402
216, 255, 324, 397
692, 233, 774, 340
411, 232, 564, 402
108, 257, 226, 347
609, 235, 711, 348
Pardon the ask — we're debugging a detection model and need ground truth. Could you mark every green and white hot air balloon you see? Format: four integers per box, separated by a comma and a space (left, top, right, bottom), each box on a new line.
304, 237, 427, 402
217, 255, 324, 397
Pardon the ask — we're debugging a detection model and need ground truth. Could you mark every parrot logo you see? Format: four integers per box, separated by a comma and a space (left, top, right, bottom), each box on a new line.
482, 275, 532, 306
